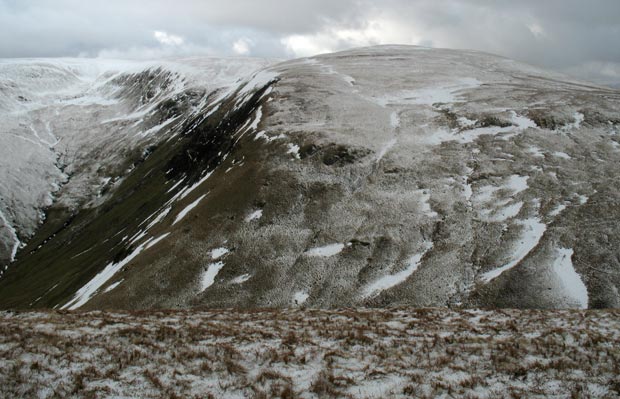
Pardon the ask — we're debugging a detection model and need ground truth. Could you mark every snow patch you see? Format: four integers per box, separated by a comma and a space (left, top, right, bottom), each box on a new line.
457, 116, 477, 129
202, 103, 221, 120
505, 175, 529, 195
376, 138, 397, 162
138, 115, 180, 137
305, 243, 345, 257
145, 207, 172, 231
287, 143, 300, 159
245, 209, 263, 222
487, 201, 524, 222
103, 280, 123, 293
481, 218, 547, 282
230, 274, 251, 284
549, 203, 567, 217
563, 112, 585, 131
392, 78, 481, 106
510, 112, 537, 130
416, 190, 438, 218
210, 247, 229, 260
128, 230, 148, 246
552, 248, 588, 309
576, 195, 589, 205
307, 59, 356, 85
237, 70, 279, 98
363, 241, 433, 298
58, 94, 120, 107
247, 106, 263, 132
389, 112, 401, 128
376, 111, 400, 160
454, 111, 536, 144
166, 178, 186, 194
173, 194, 207, 225
527, 146, 545, 158
255, 131, 286, 142
177, 171, 212, 201
200, 261, 225, 291
293, 291, 309, 305
475, 175, 528, 208
62, 237, 155, 310
0, 209, 20, 262
146, 233, 170, 250
462, 182, 473, 203
553, 151, 572, 160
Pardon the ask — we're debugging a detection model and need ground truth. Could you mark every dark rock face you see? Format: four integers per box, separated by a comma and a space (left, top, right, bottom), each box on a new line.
1, 46, 619, 310
166, 81, 276, 183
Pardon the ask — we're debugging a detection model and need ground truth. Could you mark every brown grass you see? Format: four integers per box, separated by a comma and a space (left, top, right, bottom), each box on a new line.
0, 308, 618, 398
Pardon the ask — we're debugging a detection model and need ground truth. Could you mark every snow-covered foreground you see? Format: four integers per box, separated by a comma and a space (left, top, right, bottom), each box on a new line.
1, 308, 618, 398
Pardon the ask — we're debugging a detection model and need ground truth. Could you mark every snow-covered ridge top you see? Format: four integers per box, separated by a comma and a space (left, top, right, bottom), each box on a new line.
0, 57, 277, 91
0, 57, 276, 107
311, 44, 612, 90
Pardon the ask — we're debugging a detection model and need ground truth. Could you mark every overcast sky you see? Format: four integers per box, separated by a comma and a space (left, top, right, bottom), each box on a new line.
1, 0, 619, 85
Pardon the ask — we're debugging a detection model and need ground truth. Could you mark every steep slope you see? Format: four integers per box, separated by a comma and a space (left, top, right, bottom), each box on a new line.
1, 46, 619, 310
0, 57, 274, 268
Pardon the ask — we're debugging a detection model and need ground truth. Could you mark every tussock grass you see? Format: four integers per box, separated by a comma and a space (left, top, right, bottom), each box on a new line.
0, 308, 619, 398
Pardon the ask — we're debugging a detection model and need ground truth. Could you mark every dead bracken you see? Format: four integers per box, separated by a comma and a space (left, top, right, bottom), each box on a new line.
0, 307, 619, 398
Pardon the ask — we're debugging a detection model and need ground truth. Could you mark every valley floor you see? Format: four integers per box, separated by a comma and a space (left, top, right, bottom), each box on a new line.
1, 308, 619, 398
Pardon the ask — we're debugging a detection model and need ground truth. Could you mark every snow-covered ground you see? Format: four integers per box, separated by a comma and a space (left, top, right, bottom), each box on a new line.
0, 308, 618, 398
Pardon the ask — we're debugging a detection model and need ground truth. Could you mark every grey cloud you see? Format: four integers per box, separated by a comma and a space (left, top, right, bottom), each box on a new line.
0, 0, 619, 85
365, 0, 620, 84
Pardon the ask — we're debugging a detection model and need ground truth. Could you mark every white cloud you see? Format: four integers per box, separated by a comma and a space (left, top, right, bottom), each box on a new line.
281, 18, 422, 58
527, 23, 547, 39
281, 35, 333, 58
232, 38, 252, 55
96, 43, 216, 60
153, 31, 184, 46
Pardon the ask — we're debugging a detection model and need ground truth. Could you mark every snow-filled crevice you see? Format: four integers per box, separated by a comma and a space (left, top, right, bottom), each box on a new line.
552, 248, 588, 309
61, 232, 169, 310
481, 218, 547, 283
0, 209, 20, 264
363, 241, 434, 298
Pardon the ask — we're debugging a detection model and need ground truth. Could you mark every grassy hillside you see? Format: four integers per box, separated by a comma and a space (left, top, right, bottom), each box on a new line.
0, 79, 275, 310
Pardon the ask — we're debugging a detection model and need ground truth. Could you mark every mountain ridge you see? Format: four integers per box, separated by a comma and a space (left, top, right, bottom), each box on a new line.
0, 45, 619, 310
